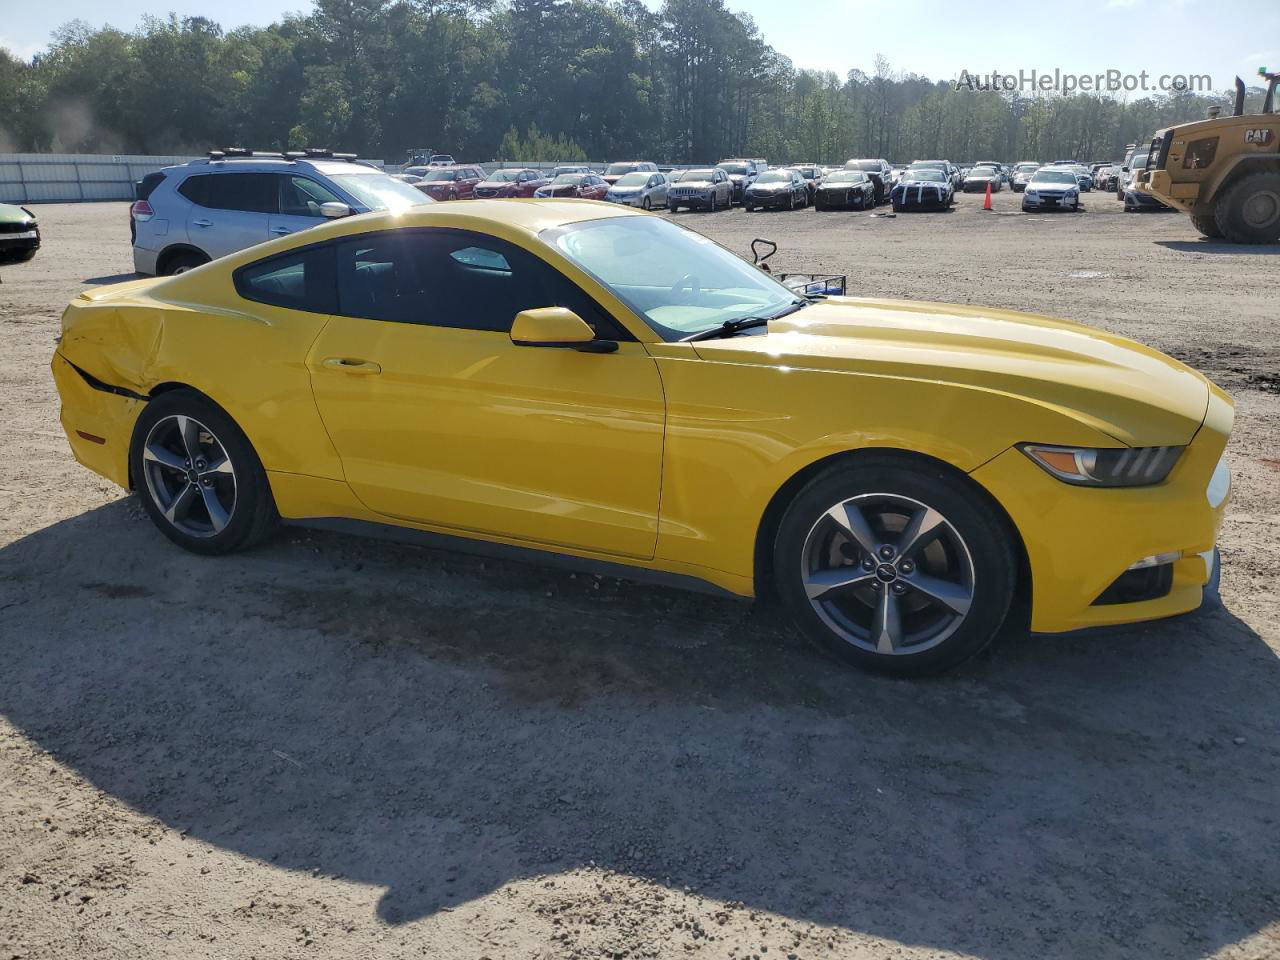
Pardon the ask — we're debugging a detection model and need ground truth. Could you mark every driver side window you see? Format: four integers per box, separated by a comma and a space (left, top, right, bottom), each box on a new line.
334, 228, 628, 339
279, 176, 342, 217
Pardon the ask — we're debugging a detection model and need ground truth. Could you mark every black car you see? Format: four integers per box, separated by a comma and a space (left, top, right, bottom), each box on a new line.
716, 159, 759, 203
743, 169, 809, 210
843, 158, 893, 203
814, 170, 876, 210
789, 163, 824, 201
891, 168, 954, 211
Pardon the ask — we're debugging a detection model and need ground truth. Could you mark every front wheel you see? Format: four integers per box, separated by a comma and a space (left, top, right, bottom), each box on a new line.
1214, 171, 1280, 244
772, 455, 1017, 676
1190, 213, 1223, 239
129, 390, 279, 555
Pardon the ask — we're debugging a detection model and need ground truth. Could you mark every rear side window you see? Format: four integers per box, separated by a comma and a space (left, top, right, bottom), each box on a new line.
180, 173, 277, 213
235, 245, 336, 313
136, 171, 165, 201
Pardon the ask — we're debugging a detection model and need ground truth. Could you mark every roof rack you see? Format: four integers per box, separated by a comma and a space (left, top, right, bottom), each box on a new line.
206, 147, 362, 163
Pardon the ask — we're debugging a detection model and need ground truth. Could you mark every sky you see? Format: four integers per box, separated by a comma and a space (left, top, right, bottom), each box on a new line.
2, 0, 1277, 97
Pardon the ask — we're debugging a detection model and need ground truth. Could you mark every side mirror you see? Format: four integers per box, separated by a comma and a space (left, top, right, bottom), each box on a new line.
510, 307, 617, 353
320, 201, 352, 218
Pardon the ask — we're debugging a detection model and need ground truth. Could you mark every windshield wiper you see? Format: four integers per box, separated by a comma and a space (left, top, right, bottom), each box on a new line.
682, 299, 807, 342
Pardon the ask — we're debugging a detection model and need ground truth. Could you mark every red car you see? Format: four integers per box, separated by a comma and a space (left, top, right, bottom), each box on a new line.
472, 168, 549, 198
413, 165, 485, 201
532, 172, 610, 200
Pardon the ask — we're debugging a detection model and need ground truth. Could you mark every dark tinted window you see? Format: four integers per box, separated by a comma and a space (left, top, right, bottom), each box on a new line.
334, 228, 627, 339
136, 171, 165, 201
181, 172, 276, 213
1183, 137, 1219, 170
235, 245, 336, 313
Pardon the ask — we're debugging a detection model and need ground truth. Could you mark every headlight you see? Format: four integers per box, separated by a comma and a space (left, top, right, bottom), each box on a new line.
1019, 444, 1184, 487
1024, 190, 1038, 199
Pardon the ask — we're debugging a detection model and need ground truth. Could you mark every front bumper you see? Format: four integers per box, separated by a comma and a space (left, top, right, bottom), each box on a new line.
1022, 193, 1077, 210
51, 351, 144, 490
1124, 189, 1169, 209
744, 192, 793, 208
0, 227, 40, 252
971, 385, 1233, 633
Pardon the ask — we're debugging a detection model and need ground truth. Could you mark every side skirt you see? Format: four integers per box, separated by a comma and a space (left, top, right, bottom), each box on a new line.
285, 516, 748, 601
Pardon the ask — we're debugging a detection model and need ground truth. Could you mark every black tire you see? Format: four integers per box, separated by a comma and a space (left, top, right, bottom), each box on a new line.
708, 193, 717, 213
744, 204, 754, 212
129, 389, 279, 556
2, 247, 37, 262
772, 454, 1017, 676
1214, 171, 1280, 244
892, 202, 904, 213
1190, 213, 1223, 239
161, 250, 210, 276
815, 201, 825, 212
668, 204, 679, 214
641, 196, 651, 211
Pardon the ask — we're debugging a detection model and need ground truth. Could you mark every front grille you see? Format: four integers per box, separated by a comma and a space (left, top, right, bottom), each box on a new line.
0, 222, 34, 235
669, 188, 704, 198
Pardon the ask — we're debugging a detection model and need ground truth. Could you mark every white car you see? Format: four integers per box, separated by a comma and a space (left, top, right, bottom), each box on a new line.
1021, 169, 1082, 212
605, 172, 669, 209
129, 150, 432, 276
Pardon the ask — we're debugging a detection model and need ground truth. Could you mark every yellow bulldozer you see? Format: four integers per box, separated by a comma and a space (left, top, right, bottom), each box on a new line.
1140, 69, 1280, 243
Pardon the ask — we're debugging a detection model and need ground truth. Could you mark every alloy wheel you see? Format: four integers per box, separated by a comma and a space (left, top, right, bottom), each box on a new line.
800, 493, 975, 656
140, 414, 237, 539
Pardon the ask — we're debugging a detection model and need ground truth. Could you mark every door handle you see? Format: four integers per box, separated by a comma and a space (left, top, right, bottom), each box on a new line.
193, 218, 212, 227
322, 357, 382, 375
271, 226, 291, 235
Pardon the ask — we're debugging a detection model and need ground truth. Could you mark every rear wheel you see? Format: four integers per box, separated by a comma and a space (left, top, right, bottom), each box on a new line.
160, 250, 210, 275
1214, 171, 1280, 244
773, 455, 1017, 676
129, 390, 279, 555
1190, 213, 1223, 239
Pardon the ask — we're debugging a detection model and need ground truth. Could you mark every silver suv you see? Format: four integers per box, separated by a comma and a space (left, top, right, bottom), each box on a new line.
130, 150, 432, 275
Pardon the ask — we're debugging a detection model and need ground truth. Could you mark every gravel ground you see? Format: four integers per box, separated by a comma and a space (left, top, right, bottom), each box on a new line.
1, 193, 1278, 960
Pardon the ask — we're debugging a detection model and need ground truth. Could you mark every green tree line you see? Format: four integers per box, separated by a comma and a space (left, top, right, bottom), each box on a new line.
0, 0, 1265, 163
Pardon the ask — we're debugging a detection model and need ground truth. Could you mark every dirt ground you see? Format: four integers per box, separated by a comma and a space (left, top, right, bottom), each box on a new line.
1, 192, 1278, 960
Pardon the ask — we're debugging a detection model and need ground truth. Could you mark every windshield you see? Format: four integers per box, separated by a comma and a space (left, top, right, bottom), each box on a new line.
849, 161, 880, 171
755, 171, 791, 183
487, 170, 522, 182
719, 163, 750, 174
328, 173, 433, 211
606, 163, 640, 175
553, 174, 586, 184
905, 169, 946, 182
543, 216, 799, 342
678, 169, 715, 181
1032, 171, 1077, 185
1016, 163, 1040, 173
421, 169, 458, 181
613, 173, 650, 187
969, 167, 997, 177
912, 162, 945, 169
826, 172, 863, 183
404, 166, 429, 177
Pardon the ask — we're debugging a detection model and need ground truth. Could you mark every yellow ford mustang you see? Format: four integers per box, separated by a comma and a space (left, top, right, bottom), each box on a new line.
52, 200, 1232, 675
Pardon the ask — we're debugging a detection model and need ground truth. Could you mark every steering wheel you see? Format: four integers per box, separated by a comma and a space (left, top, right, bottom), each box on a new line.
672, 274, 701, 295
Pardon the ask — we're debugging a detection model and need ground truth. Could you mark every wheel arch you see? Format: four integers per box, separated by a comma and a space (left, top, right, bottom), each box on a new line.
127, 382, 246, 490
155, 243, 210, 276
752, 447, 1032, 628
1207, 153, 1280, 205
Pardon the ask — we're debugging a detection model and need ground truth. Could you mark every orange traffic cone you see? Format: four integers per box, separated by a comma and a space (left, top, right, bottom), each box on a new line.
983, 182, 993, 210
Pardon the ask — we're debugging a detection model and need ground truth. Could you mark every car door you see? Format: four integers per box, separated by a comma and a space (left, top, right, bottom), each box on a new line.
181, 172, 274, 260
649, 174, 667, 206
269, 174, 344, 240
306, 227, 666, 558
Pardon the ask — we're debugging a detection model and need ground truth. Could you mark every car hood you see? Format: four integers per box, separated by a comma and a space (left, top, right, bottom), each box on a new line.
0, 202, 34, 224
475, 180, 518, 190
1027, 181, 1074, 191
673, 180, 713, 188
749, 182, 790, 190
690, 297, 1210, 446
897, 179, 947, 187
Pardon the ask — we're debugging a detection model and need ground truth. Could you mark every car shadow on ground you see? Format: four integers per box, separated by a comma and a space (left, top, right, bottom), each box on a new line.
1156, 240, 1280, 255
2, 499, 1278, 959
82, 272, 142, 284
